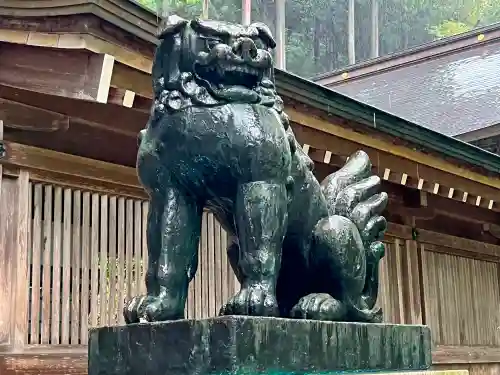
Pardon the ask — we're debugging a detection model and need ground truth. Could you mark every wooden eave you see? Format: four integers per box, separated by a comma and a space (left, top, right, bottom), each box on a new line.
0, 5, 500, 218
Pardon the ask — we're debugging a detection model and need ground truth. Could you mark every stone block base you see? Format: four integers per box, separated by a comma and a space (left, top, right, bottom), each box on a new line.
89, 316, 432, 375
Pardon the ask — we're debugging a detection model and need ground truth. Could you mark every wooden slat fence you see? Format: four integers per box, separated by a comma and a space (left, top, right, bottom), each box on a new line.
26, 182, 239, 346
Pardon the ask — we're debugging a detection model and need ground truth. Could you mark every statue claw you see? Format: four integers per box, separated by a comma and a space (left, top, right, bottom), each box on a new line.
219, 285, 279, 317
123, 294, 184, 324
290, 293, 347, 321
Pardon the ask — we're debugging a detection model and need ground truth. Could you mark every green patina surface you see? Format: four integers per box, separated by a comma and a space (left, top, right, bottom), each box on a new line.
89, 316, 432, 375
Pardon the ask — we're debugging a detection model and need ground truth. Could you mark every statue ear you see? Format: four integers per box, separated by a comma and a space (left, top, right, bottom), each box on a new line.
250, 22, 277, 49
158, 14, 188, 39
153, 15, 187, 95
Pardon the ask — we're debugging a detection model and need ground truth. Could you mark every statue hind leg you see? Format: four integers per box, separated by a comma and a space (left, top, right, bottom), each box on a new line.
291, 151, 388, 322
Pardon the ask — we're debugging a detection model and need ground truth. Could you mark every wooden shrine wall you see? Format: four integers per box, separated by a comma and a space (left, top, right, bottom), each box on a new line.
0, 152, 498, 375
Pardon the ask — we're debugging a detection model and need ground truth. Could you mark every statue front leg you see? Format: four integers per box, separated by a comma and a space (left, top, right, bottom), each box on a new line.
124, 187, 203, 323
220, 181, 288, 317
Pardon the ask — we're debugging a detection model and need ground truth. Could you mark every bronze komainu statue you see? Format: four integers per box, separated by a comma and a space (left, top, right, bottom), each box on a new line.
124, 15, 388, 324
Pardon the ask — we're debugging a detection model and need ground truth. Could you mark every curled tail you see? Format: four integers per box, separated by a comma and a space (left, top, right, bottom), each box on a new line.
319, 150, 388, 322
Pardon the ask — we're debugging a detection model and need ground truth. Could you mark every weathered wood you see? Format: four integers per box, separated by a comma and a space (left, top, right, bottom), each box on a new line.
0, 177, 17, 346
0, 98, 69, 132
29, 184, 42, 344
0, 43, 113, 102
292, 121, 500, 208
388, 223, 500, 262
13, 171, 30, 348
116, 197, 126, 325
125, 199, 134, 301
108, 196, 118, 327
433, 346, 500, 364
89, 193, 100, 329
61, 188, 72, 345
51, 187, 63, 344
80, 191, 91, 343
71, 190, 82, 344
41, 185, 53, 345
0, 141, 146, 199
99, 195, 109, 326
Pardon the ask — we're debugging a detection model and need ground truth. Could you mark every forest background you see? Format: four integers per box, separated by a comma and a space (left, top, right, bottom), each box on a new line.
134, 0, 500, 78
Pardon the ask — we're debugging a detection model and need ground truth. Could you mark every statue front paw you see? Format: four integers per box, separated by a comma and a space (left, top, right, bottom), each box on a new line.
123, 294, 184, 324
219, 284, 279, 317
290, 293, 347, 321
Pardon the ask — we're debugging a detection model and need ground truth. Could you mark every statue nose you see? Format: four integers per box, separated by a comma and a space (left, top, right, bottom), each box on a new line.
233, 37, 257, 59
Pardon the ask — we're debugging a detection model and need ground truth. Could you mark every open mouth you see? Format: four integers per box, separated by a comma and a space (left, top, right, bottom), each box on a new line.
196, 64, 261, 88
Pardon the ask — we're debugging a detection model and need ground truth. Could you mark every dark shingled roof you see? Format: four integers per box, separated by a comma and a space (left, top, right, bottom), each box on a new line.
316, 32, 500, 137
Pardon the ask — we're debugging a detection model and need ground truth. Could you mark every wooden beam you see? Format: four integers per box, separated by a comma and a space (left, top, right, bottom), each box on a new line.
388, 222, 500, 262
0, 141, 145, 199
432, 345, 500, 364
93, 54, 115, 103
0, 43, 114, 102
0, 99, 69, 132
0, 84, 146, 137
110, 62, 152, 99
290, 117, 500, 204
0, 30, 153, 74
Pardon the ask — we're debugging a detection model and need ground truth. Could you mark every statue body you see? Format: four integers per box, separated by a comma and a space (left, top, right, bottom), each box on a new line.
124, 16, 388, 324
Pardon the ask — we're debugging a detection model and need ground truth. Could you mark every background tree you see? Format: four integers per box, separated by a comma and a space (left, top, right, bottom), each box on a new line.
135, 0, 500, 77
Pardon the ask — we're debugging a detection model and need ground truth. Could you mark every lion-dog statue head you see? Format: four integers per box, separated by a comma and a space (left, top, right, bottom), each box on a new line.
151, 15, 289, 124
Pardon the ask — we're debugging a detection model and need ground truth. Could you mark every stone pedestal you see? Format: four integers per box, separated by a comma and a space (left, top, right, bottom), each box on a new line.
88, 316, 432, 375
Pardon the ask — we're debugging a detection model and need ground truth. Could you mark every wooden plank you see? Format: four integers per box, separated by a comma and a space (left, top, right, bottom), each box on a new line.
92, 54, 115, 103
0, 141, 142, 191
12, 171, 30, 348
201, 213, 209, 318
60, 188, 72, 344
70, 190, 82, 344
41, 185, 53, 344
125, 199, 134, 300
214, 219, 222, 316
99, 195, 109, 327
50, 186, 63, 344
141, 201, 149, 295
107, 196, 117, 326
80, 191, 91, 343
29, 184, 42, 344
0, 174, 13, 345
402, 239, 424, 325
117, 197, 126, 325
432, 345, 500, 364
220, 228, 228, 310
0, 43, 114, 102
0, 98, 69, 132
207, 213, 215, 317
134, 200, 142, 295
388, 223, 500, 261
285, 107, 500, 194
89, 193, 100, 328
110, 62, 153, 99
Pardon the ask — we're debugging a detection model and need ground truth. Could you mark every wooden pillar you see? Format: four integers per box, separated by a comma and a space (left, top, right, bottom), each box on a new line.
275, 0, 286, 70
0, 167, 30, 349
348, 0, 356, 64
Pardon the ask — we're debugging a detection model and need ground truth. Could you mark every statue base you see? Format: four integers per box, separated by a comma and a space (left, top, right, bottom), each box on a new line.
88, 316, 431, 375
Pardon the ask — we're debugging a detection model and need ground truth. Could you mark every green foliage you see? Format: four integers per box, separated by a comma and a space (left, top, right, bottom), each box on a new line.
135, 0, 500, 77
